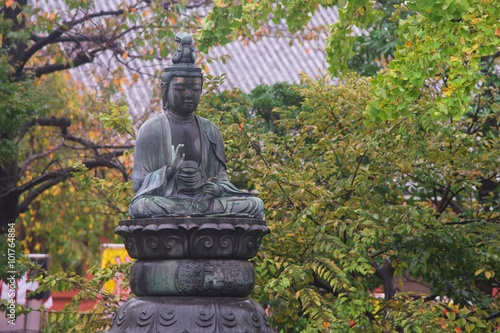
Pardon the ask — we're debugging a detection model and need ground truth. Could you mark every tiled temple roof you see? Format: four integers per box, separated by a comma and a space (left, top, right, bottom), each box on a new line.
34, 1, 365, 114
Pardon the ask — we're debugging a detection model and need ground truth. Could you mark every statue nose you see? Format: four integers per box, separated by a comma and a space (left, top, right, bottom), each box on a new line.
185, 89, 193, 98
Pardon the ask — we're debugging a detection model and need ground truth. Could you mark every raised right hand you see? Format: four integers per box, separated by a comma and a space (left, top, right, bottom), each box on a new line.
166, 144, 185, 179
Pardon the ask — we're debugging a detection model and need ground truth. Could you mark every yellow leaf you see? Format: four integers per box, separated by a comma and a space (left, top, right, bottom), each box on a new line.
202, 63, 209, 73
133, 72, 139, 82
122, 51, 128, 59
485, 270, 494, 279
215, 0, 227, 7
5, 0, 13, 8
495, 27, 500, 36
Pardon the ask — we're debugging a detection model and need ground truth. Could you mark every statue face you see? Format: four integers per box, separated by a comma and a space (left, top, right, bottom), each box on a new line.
167, 76, 202, 116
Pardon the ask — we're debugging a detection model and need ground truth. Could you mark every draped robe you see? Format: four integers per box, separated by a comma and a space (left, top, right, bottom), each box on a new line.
129, 112, 264, 219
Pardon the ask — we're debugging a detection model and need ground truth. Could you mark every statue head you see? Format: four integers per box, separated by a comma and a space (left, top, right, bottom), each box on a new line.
166, 76, 202, 116
161, 32, 203, 113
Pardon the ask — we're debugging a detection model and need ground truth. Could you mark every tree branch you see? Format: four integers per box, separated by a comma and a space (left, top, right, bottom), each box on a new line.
17, 158, 127, 214
480, 51, 500, 63
435, 185, 450, 214
33, 51, 96, 77
17, 178, 63, 214
345, 149, 369, 202
63, 134, 134, 150
20, 141, 63, 177
435, 186, 465, 215
483, 312, 500, 321
443, 216, 500, 225
19, 7, 129, 72
404, 172, 466, 215
19, 117, 133, 151
20, 30, 66, 70
19, 116, 71, 139
312, 273, 339, 295
29, 25, 142, 49
30, 33, 108, 45
69, 9, 127, 26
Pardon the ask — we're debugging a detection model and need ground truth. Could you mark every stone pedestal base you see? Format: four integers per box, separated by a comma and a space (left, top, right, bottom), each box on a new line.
115, 217, 269, 260
108, 297, 272, 333
109, 217, 272, 332
131, 260, 255, 297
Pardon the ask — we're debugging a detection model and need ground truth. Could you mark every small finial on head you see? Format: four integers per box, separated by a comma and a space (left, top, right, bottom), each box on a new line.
172, 31, 195, 64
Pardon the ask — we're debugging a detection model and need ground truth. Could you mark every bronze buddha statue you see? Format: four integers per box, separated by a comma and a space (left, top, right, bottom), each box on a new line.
129, 32, 264, 219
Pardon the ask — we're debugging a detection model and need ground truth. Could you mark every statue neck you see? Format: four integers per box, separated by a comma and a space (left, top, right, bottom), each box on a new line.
166, 110, 196, 124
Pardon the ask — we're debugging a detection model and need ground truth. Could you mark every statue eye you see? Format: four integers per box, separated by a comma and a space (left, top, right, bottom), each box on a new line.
174, 84, 186, 90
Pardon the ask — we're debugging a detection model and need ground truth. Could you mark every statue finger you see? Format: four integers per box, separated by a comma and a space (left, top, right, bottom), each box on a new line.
174, 153, 185, 171
175, 144, 184, 156
170, 145, 176, 164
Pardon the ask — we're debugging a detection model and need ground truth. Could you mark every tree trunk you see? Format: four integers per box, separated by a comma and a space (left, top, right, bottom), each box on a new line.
0, 159, 20, 233
0, 0, 28, 233
374, 258, 396, 301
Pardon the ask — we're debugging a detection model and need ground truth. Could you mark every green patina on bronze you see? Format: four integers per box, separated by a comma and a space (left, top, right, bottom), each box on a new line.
129, 32, 263, 219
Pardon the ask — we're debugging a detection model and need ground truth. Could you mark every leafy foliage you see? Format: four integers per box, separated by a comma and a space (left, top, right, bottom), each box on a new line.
1, 1, 499, 332
0, 0, 178, 264
197, 74, 500, 331
0, 0, 210, 233
0, 260, 132, 333
196, 0, 329, 54
15, 78, 134, 273
6, 73, 499, 331
345, 0, 406, 76
358, 1, 500, 122
198, 0, 500, 122
0, 55, 52, 166
196, 5, 500, 326
1, 0, 202, 79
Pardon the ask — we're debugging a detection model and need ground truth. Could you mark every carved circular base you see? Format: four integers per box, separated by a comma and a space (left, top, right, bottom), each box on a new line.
108, 296, 273, 333
115, 217, 270, 260
131, 259, 255, 297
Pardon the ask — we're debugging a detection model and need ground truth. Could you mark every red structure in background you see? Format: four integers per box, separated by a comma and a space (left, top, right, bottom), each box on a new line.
52, 244, 131, 311
50, 273, 97, 312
